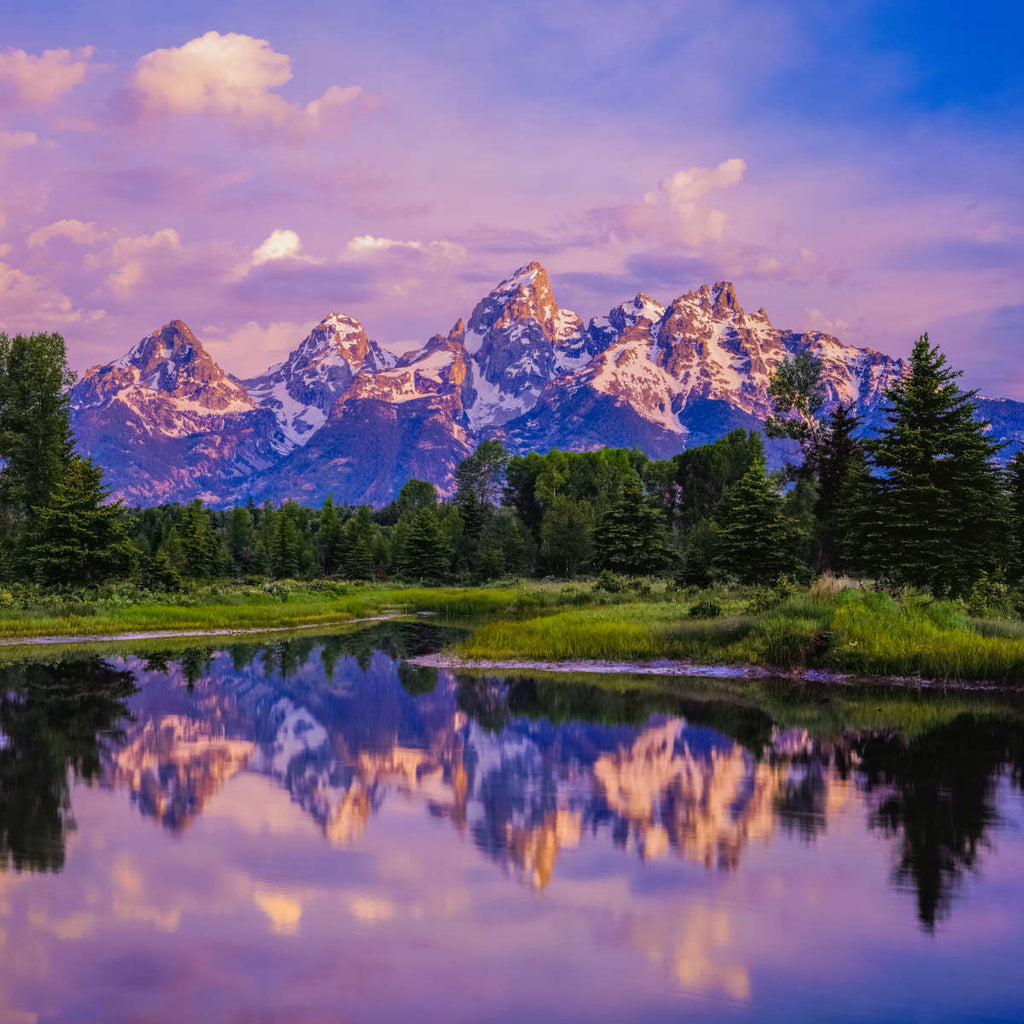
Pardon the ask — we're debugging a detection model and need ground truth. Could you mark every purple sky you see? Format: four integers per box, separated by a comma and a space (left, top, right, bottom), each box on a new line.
1, 1, 1021, 393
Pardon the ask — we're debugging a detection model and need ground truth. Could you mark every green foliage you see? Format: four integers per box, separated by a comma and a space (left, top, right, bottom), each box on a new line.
765, 352, 825, 441
396, 505, 448, 583
689, 597, 722, 619
672, 429, 763, 531
23, 457, 136, 586
594, 478, 671, 575
713, 450, 805, 584
0, 331, 76, 524
863, 335, 1010, 595
594, 570, 627, 593
540, 494, 594, 576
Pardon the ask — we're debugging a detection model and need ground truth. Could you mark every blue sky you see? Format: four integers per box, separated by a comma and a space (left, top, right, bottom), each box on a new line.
1, 0, 1021, 391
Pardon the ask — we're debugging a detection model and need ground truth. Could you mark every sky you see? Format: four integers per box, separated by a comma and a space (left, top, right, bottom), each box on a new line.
0, 0, 1021, 393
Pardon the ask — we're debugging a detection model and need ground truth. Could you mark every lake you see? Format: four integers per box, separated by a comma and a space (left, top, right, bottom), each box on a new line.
1, 620, 1023, 1022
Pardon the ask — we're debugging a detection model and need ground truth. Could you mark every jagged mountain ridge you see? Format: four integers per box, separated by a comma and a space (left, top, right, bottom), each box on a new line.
68, 262, 1021, 507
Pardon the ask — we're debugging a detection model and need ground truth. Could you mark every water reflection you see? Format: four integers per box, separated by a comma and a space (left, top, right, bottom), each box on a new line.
0, 626, 1023, 1021
0, 656, 134, 871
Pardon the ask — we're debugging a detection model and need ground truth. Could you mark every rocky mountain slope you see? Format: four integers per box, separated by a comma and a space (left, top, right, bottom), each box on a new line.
68, 262, 1024, 506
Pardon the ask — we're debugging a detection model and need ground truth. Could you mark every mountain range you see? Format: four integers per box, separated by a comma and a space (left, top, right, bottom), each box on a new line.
69, 262, 1024, 506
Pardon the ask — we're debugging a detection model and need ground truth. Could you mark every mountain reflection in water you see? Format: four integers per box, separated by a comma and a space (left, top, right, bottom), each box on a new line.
1, 623, 1023, 1023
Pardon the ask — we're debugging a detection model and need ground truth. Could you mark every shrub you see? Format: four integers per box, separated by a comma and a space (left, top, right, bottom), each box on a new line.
966, 571, 1018, 619
743, 586, 778, 615
689, 596, 722, 619
594, 570, 627, 593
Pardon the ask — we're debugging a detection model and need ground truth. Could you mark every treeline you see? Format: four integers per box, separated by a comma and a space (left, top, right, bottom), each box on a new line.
0, 329, 1020, 598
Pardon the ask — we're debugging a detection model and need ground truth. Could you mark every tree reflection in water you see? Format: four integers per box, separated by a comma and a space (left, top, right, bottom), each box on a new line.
857, 716, 1024, 931
0, 656, 135, 872
1, 632, 1024, 934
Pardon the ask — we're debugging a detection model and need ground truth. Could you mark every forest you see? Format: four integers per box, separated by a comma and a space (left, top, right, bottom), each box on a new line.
3, 329, 1024, 684
1, 329, 1020, 609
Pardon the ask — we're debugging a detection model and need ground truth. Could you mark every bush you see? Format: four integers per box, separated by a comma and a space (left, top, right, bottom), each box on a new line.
594, 570, 627, 594
743, 585, 778, 615
966, 571, 1018, 619
689, 596, 722, 619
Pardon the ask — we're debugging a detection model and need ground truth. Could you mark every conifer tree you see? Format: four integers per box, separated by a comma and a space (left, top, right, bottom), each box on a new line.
713, 452, 804, 583
226, 505, 254, 573
865, 334, 1010, 594
594, 478, 671, 575
25, 457, 136, 585
165, 499, 229, 578
396, 506, 448, 582
342, 507, 376, 580
1008, 450, 1024, 583
803, 403, 868, 572
317, 495, 345, 575
0, 332, 76, 520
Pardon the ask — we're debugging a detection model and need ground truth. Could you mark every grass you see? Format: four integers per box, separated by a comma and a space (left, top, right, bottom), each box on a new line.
458, 585, 1024, 684
9, 574, 1024, 685
0, 582, 539, 641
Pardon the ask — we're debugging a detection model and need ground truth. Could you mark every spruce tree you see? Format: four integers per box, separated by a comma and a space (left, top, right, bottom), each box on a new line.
866, 334, 1010, 594
594, 478, 671, 575
713, 452, 804, 583
342, 507, 376, 580
165, 500, 228, 578
803, 403, 868, 572
226, 506, 254, 574
317, 495, 345, 575
25, 457, 136, 586
396, 506, 448, 583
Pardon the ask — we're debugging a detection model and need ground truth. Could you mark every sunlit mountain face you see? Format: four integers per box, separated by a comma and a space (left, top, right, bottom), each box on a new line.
1, 626, 1024, 1021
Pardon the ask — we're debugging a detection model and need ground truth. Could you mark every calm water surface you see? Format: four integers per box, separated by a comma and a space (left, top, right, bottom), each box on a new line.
1, 621, 1024, 1022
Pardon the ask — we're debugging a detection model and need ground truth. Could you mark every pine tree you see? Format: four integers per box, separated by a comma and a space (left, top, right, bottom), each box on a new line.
713, 453, 804, 583
164, 500, 228, 578
226, 506, 254, 574
594, 478, 671, 575
273, 501, 306, 578
396, 506, 448, 582
803, 403, 868, 572
317, 495, 345, 575
342, 507, 376, 580
25, 457, 136, 586
866, 334, 1010, 594
0, 331, 77, 573
1008, 450, 1024, 583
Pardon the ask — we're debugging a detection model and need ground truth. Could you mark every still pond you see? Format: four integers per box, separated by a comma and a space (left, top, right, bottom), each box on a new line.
1, 621, 1023, 1022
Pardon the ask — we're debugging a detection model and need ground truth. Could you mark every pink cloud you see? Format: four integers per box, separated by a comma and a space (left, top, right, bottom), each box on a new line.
131, 32, 364, 132
0, 46, 95, 108
0, 258, 103, 331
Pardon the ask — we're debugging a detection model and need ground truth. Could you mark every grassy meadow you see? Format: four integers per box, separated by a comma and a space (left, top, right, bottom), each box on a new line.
4, 575, 1024, 684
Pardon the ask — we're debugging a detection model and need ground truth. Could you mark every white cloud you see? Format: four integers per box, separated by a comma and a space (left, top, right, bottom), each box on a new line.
805, 307, 859, 341
252, 228, 306, 265
0, 46, 95, 107
131, 32, 363, 131
28, 218, 106, 248
585, 158, 748, 249
344, 235, 467, 261
646, 158, 747, 246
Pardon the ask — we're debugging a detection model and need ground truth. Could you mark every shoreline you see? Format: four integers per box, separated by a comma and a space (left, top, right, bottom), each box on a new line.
409, 652, 1023, 692
0, 612, 428, 648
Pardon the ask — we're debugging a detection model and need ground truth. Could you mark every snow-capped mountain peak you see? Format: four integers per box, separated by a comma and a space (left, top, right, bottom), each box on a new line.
244, 312, 397, 452
75, 263, 1024, 511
